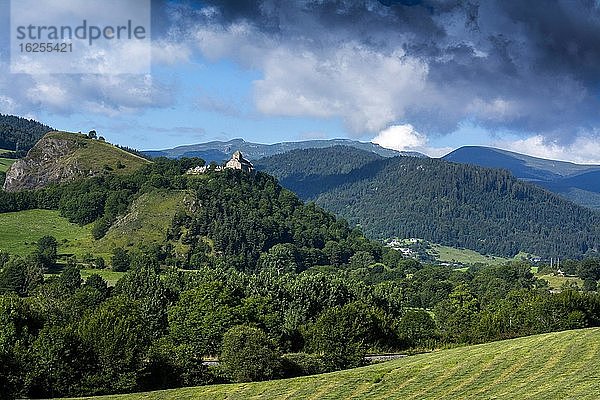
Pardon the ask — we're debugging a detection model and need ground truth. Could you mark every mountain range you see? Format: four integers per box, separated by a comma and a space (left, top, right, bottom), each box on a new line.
143, 138, 425, 162
443, 146, 600, 210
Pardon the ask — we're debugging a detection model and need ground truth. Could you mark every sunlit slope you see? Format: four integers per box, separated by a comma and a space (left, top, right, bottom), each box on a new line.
79, 328, 600, 400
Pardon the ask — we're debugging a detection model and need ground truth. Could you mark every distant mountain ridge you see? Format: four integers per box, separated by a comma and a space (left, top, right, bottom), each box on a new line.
257, 146, 600, 259
443, 146, 600, 209
144, 138, 426, 162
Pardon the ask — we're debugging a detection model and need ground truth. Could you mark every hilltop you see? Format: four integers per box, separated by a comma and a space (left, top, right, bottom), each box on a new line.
257, 146, 600, 258
3, 131, 150, 192
75, 328, 600, 400
444, 146, 600, 210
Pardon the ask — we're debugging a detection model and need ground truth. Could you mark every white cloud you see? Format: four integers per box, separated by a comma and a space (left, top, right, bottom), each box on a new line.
372, 124, 453, 157
254, 45, 428, 133
494, 134, 600, 164
192, 21, 429, 134
372, 124, 426, 150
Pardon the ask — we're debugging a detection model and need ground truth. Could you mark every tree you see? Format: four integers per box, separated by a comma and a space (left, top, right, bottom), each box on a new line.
304, 302, 385, 370
88, 130, 97, 139
168, 281, 241, 357
36, 235, 58, 269
259, 244, 298, 274
91, 216, 112, 240
0, 257, 43, 296
111, 248, 130, 272
77, 296, 150, 393
349, 251, 375, 269
578, 259, 600, 284
220, 325, 281, 382
434, 284, 480, 343
58, 264, 82, 294
396, 310, 437, 349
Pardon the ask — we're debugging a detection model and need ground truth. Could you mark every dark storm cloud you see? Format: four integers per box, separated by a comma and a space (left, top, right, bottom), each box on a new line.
182, 0, 600, 141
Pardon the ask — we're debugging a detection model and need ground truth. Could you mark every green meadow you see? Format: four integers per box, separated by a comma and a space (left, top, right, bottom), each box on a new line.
74, 328, 600, 400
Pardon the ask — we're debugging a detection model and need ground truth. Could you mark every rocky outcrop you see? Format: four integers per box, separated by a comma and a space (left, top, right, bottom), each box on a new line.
3, 132, 93, 192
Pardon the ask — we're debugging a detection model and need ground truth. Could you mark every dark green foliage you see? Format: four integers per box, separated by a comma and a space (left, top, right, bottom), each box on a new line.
258, 147, 600, 258
26, 325, 94, 398
281, 352, 327, 377
36, 235, 58, 269
396, 310, 437, 349
111, 248, 130, 272
92, 216, 112, 239
168, 281, 241, 356
0, 256, 43, 296
77, 296, 151, 394
0, 294, 41, 398
58, 264, 82, 294
304, 302, 386, 370
0, 114, 53, 154
220, 325, 282, 382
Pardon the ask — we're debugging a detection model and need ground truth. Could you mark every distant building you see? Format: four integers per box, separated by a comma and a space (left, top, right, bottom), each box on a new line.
225, 151, 254, 173
185, 150, 254, 175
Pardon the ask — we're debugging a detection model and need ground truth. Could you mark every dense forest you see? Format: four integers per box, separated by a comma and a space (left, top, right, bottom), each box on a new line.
0, 114, 54, 155
1, 156, 600, 398
257, 146, 600, 258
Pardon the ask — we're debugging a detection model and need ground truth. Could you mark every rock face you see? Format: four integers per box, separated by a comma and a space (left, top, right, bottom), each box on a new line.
3, 133, 92, 192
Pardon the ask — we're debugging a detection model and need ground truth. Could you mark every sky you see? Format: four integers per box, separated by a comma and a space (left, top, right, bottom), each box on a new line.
1, 0, 600, 163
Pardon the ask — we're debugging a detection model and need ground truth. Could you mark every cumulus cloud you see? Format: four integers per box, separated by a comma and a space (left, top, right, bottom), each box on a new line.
185, 0, 600, 142
372, 124, 452, 157
494, 134, 600, 165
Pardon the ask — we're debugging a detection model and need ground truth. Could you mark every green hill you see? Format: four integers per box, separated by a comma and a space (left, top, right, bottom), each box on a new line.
74, 328, 600, 400
257, 146, 600, 258
3, 131, 150, 192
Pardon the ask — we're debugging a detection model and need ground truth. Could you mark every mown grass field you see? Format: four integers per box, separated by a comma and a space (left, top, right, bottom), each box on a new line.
429, 243, 509, 265
75, 328, 600, 400
0, 156, 15, 172
0, 209, 93, 256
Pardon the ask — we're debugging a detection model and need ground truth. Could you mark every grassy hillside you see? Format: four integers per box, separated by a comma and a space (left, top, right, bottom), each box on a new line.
3, 131, 150, 192
75, 328, 600, 400
35, 131, 150, 176
0, 209, 92, 256
92, 190, 191, 257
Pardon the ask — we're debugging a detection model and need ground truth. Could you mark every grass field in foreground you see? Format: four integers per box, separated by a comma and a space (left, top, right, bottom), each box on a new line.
0, 209, 93, 256
77, 328, 600, 400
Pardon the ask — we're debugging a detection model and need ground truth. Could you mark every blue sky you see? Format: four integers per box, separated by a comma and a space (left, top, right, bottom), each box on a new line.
1, 0, 600, 163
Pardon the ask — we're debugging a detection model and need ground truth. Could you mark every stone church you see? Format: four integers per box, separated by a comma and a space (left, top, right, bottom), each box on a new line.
225, 151, 254, 173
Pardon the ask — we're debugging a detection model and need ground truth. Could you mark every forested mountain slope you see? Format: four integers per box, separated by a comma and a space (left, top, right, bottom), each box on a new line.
444, 146, 600, 210
257, 146, 600, 258
0, 114, 54, 153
